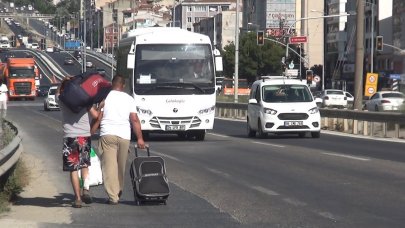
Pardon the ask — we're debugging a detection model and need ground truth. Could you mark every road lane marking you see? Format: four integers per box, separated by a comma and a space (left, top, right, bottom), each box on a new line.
317, 211, 338, 221
322, 152, 370, 161
283, 198, 307, 207
152, 151, 183, 162
206, 168, 231, 178
250, 186, 279, 196
252, 141, 285, 148
207, 132, 230, 138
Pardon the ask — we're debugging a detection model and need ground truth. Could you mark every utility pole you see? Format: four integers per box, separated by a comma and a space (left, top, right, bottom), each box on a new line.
354, 0, 365, 110
234, 0, 239, 103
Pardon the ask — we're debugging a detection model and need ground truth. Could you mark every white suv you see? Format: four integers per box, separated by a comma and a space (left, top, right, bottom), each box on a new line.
247, 76, 321, 138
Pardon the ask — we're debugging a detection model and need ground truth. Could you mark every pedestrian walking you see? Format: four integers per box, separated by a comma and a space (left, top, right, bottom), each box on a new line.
0, 79, 8, 118
91, 75, 146, 205
57, 77, 100, 208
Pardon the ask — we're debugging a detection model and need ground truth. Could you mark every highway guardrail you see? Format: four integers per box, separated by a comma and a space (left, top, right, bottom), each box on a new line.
0, 120, 22, 178
215, 102, 405, 139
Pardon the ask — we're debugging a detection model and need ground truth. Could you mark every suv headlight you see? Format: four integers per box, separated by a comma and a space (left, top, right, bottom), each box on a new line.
263, 108, 277, 115
136, 106, 152, 116
309, 107, 319, 114
198, 105, 215, 115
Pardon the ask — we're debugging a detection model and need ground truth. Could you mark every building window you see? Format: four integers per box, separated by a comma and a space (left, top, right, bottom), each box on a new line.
221, 6, 229, 11
187, 17, 192, 23
195, 6, 207, 12
187, 6, 192, 12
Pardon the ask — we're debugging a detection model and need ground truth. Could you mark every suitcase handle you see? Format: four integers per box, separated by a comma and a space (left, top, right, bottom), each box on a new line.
134, 145, 150, 157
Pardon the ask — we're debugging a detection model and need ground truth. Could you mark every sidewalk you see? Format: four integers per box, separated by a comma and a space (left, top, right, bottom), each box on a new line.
0, 152, 71, 226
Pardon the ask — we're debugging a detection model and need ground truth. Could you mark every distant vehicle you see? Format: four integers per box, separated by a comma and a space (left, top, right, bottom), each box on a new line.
247, 76, 321, 138
37, 85, 50, 97
0, 40, 10, 51
85, 61, 94, 68
45, 47, 54, 53
319, 89, 348, 109
96, 68, 106, 75
345, 91, 354, 108
44, 86, 59, 111
363, 91, 405, 112
14, 21, 20, 27
73, 50, 82, 59
31, 43, 39, 50
64, 57, 74, 65
215, 76, 224, 93
4, 57, 39, 100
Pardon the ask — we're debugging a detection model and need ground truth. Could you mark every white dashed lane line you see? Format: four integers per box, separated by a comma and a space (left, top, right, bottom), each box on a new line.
322, 152, 370, 161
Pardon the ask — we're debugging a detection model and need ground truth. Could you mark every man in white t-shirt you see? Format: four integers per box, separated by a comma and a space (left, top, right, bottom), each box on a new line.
91, 75, 145, 204
0, 80, 8, 117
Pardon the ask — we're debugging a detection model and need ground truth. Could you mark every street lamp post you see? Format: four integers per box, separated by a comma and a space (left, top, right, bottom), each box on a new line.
234, 0, 240, 104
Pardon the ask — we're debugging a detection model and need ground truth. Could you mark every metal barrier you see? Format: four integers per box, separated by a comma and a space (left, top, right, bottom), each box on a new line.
215, 102, 405, 139
0, 120, 22, 178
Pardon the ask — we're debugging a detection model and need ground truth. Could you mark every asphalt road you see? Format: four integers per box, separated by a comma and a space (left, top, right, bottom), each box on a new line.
5, 99, 405, 228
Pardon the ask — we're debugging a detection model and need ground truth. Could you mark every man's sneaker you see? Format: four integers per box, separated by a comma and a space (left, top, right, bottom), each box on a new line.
72, 199, 82, 208
82, 189, 93, 204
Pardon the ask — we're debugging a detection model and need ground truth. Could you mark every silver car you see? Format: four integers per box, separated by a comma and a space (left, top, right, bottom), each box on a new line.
364, 91, 405, 112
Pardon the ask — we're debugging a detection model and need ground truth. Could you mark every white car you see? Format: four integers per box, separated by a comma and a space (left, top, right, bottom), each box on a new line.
320, 89, 348, 108
44, 86, 59, 111
86, 61, 94, 68
345, 92, 354, 108
45, 47, 54, 53
31, 43, 39, 50
363, 91, 405, 112
247, 76, 321, 138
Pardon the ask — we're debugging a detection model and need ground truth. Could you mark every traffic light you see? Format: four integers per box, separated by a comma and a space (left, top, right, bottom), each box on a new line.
306, 70, 313, 85
376, 36, 383, 52
257, 31, 264, 45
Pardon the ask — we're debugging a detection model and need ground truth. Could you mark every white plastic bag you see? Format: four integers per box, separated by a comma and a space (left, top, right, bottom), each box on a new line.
79, 148, 103, 187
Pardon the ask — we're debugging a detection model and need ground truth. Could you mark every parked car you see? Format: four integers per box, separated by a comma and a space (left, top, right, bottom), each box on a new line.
64, 57, 74, 65
74, 50, 82, 59
363, 91, 405, 112
319, 89, 348, 109
43, 86, 60, 111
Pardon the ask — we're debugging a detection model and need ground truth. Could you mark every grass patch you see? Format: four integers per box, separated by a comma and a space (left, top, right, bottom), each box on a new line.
0, 120, 29, 213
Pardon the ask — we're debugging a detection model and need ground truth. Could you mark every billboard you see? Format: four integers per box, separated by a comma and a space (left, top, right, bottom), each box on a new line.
266, 0, 296, 29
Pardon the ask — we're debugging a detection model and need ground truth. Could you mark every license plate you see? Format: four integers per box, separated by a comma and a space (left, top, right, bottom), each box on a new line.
284, 121, 303, 126
165, 125, 186, 131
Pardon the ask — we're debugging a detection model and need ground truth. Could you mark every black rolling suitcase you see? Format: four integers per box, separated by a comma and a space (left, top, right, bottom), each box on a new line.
129, 146, 170, 205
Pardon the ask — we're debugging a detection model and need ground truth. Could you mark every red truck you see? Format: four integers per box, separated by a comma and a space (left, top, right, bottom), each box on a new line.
3, 58, 38, 100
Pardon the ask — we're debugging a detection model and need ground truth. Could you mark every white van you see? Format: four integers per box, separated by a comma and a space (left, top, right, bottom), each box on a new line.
247, 76, 321, 138
31, 43, 39, 49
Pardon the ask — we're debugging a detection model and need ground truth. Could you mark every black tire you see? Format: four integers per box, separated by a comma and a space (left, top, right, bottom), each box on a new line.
44, 103, 49, 111
177, 132, 187, 140
195, 130, 205, 141
375, 105, 379, 112
257, 120, 267, 138
311, 131, 321, 138
247, 119, 256, 137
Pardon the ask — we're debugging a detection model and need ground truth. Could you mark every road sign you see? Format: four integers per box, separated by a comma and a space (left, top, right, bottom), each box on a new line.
389, 74, 401, 80
285, 69, 299, 76
289, 36, 308, 44
313, 75, 321, 83
288, 62, 294, 69
364, 73, 379, 97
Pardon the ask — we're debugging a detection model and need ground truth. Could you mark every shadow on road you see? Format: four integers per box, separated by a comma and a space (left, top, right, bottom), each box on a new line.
12, 193, 74, 208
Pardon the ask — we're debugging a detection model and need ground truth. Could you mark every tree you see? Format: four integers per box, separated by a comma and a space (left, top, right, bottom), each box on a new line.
221, 32, 285, 83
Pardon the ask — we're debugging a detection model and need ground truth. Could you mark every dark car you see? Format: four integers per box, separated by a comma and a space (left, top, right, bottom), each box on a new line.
74, 50, 82, 59
96, 68, 106, 76
37, 85, 50, 97
64, 57, 74, 65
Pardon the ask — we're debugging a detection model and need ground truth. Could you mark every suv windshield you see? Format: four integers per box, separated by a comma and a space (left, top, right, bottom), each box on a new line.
262, 84, 313, 102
